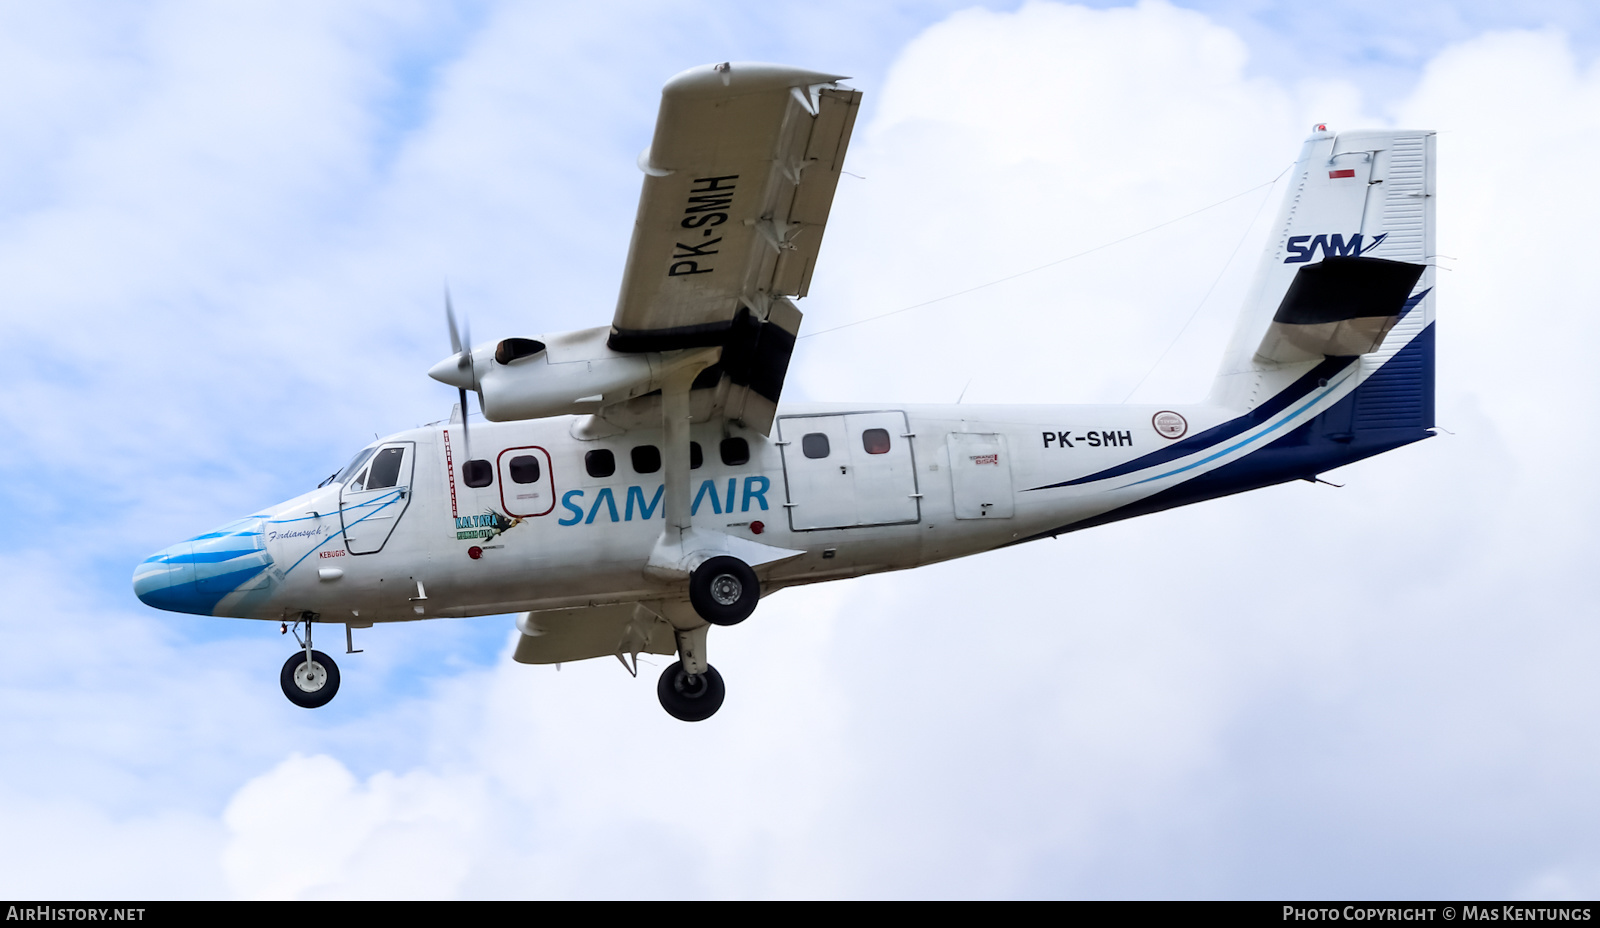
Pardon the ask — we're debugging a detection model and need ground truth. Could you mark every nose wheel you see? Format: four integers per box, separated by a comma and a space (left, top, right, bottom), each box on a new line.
281, 649, 341, 708
279, 616, 341, 708
657, 660, 725, 721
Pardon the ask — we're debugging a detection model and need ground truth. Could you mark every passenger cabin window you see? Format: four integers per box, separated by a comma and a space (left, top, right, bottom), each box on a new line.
802, 433, 830, 459
720, 437, 750, 466
367, 447, 405, 489
690, 442, 703, 470
462, 459, 493, 488
585, 449, 615, 479
509, 455, 541, 484
862, 428, 891, 455
632, 445, 662, 474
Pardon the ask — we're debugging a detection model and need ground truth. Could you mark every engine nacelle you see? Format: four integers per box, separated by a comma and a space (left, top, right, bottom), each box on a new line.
429, 325, 708, 422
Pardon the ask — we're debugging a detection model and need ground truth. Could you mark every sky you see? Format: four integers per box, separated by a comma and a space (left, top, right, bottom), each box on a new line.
2, 0, 1599, 900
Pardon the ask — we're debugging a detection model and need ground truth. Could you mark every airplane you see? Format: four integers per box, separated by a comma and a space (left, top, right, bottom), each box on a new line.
133, 62, 1437, 722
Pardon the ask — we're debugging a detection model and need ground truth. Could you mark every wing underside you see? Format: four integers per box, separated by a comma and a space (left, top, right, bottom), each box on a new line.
603, 62, 862, 434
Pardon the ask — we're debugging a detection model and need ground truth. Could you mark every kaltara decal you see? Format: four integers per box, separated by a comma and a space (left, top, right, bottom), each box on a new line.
455, 509, 523, 541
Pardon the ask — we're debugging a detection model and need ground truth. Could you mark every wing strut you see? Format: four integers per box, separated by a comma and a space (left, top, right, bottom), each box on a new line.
643, 349, 807, 584
647, 350, 718, 579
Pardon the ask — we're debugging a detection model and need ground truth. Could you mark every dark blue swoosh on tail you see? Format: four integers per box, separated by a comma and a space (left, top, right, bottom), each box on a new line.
1027, 355, 1355, 491
1026, 287, 1430, 492
1013, 323, 1435, 543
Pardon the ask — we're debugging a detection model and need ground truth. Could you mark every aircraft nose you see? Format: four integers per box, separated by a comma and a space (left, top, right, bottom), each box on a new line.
133, 540, 199, 612
132, 518, 274, 616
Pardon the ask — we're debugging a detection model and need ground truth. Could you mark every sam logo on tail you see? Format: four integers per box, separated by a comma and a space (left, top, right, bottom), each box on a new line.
1284, 232, 1388, 264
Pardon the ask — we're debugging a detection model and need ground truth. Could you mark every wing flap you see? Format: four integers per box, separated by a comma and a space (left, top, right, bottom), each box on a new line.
769, 86, 860, 297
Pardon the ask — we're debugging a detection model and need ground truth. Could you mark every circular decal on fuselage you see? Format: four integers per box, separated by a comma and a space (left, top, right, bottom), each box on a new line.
1152, 410, 1188, 440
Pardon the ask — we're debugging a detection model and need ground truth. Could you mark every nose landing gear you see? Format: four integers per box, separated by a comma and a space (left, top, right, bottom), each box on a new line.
281, 650, 341, 708
279, 614, 341, 708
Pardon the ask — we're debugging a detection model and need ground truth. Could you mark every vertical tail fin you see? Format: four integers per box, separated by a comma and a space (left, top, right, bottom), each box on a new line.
1211, 126, 1437, 432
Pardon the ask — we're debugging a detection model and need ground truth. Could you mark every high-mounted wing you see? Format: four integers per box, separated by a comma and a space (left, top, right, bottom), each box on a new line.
608, 62, 861, 433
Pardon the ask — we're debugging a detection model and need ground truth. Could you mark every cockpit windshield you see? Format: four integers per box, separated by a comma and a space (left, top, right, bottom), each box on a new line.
317, 445, 378, 488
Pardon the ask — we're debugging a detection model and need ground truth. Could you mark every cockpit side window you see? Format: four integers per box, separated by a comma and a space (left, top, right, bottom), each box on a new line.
366, 447, 405, 490
327, 446, 377, 488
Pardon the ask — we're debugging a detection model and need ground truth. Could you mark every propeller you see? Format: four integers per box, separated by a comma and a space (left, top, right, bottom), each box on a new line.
432, 289, 476, 461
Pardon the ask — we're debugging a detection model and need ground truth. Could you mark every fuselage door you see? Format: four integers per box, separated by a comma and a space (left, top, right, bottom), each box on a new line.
948, 433, 1015, 519
340, 441, 416, 554
778, 411, 920, 531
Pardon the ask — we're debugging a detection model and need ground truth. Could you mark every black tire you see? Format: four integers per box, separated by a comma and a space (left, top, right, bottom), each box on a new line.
656, 660, 725, 722
689, 556, 759, 626
280, 649, 341, 709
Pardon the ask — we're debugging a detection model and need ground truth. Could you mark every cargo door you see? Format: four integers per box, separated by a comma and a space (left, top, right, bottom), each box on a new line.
778, 411, 920, 530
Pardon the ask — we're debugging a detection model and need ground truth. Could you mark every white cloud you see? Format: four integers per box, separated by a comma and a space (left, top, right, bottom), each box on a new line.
0, 789, 225, 899
803, 0, 1364, 408
222, 754, 490, 900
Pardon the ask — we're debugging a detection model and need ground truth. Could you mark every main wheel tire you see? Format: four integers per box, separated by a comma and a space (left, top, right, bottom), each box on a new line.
656, 660, 726, 722
689, 556, 759, 626
280, 649, 341, 709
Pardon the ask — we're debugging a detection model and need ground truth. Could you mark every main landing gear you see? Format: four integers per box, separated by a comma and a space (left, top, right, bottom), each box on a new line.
280, 615, 341, 709
652, 560, 757, 721
657, 660, 725, 722
689, 556, 759, 626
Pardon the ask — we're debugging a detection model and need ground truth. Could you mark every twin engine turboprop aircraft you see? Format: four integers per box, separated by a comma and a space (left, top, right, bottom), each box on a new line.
134, 63, 1439, 721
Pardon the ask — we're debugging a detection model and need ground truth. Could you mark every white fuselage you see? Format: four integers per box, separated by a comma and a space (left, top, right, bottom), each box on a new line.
221, 400, 1231, 624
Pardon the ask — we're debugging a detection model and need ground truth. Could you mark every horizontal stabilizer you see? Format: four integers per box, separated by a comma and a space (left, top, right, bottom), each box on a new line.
1255, 256, 1425, 363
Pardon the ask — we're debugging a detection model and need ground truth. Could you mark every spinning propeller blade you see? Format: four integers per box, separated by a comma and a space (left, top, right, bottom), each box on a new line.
446, 291, 463, 356
442, 290, 474, 461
